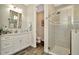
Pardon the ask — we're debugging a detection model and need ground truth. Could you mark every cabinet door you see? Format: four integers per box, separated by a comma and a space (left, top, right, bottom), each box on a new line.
1, 36, 14, 55
1, 46, 13, 55
12, 36, 20, 52
1, 38, 12, 48
20, 33, 28, 49
28, 31, 32, 44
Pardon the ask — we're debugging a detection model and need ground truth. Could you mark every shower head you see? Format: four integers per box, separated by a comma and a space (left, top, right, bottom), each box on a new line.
56, 11, 60, 14
46, 11, 60, 19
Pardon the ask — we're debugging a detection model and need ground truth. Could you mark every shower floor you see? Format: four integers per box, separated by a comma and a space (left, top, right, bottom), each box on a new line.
49, 45, 70, 55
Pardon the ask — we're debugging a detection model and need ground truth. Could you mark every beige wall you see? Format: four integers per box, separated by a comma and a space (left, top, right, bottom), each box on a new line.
27, 5, 37, 47
36, 12, 44, 42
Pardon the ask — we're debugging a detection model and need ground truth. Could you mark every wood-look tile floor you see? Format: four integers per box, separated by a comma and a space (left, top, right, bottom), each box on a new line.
15, 43, 50, 55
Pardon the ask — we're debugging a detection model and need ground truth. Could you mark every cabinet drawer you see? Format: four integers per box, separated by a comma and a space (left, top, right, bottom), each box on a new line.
1, 37, 13, 47
1, 37, 13, 43
1, 36, 11, 40
1, 42, 12, 48
1, 47, 13, 55
1, 39, 13, 47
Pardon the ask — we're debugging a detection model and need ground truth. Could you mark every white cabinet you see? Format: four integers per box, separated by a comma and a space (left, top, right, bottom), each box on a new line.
28, 31, 32, 44
1, 36, 13, 48
1, 36, 14, 54
12, 36, 20, 53
0, 31, 31, 55
19, 32, 29, 49
1, 46, 13, 55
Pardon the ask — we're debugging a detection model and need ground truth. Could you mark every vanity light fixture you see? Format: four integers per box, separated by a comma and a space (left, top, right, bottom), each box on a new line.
8, 5, 14, 11
9, 5, 14, 9
8, 5, 22, 13
15, 7, 22, 13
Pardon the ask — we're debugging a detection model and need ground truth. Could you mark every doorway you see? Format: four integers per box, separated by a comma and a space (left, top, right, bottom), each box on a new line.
36, 5, 44, 47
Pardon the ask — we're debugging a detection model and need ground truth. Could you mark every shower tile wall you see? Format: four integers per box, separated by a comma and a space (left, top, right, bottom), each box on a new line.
55, 8, 71, 49
55, 25, 70, 49
48, 5, 72, 53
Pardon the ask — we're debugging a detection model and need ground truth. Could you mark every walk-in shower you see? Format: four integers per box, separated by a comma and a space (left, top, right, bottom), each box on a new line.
47, 10, 71, 55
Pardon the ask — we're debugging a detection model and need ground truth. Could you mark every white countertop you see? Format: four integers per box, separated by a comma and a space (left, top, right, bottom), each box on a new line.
1, 31, 29, 36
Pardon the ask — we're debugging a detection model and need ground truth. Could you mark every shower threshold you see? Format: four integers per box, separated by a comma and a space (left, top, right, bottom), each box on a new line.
49, 45, 70, 55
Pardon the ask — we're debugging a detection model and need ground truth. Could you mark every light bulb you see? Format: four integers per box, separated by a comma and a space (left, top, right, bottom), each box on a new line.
9, 5, 14, 9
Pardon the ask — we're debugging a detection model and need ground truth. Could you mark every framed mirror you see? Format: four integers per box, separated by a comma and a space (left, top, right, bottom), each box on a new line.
8, 10, 22, 29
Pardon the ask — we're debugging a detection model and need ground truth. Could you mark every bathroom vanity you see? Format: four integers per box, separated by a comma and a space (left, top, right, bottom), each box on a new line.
0, 30, 32, 55
0, 4, 33, 55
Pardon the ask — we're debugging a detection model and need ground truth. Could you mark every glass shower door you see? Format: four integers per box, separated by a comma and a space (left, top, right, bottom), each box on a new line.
48, 11, 71, 55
